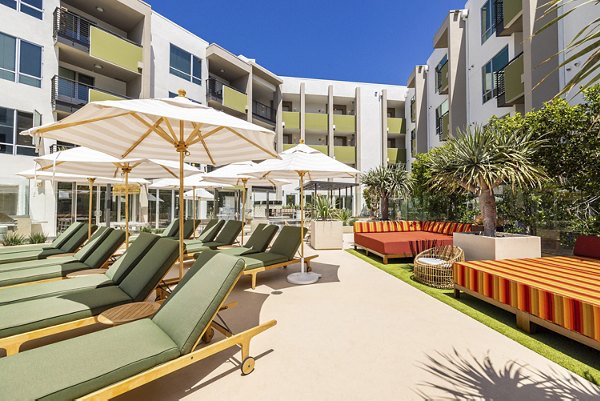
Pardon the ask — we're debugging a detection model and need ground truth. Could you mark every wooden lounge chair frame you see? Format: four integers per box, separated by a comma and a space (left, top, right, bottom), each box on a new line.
353, 244, 410, 265
454, 284, 600, 352
244, 254, 319, 289
0, 259, 179, 356
77, 270, 276, 400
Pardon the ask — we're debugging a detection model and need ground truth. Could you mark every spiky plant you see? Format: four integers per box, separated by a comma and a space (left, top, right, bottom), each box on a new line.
312, 195, 336, 221
361, 164, 411, 220
28, 232, 48, 244
2, 232, 26, 247
427, 126, 546, 237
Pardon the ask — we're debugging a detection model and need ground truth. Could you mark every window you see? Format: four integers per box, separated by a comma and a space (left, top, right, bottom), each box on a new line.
435, 100, 449, 141
481, 0, 496, 43
0, 0, 42, 19
169, 44, 201, 85
410, 96, 416, 122
0, 106, 37, 156
411, 129, 416, 156
481, 46, 509, 103
0, 32, 42, 88
435, 55, 448, 93
282, 101, 293, 112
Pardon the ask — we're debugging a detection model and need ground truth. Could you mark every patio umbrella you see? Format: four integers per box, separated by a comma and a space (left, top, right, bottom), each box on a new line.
17, 169, 149, 239
22, 90, 278, 276
34, 147, 198, 245
245, 141, 360, 285
204, 161, 288, 243
150, 174, 228, 238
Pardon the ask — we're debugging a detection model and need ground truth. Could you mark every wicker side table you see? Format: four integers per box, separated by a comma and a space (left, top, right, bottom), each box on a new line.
413, 246, 464, 289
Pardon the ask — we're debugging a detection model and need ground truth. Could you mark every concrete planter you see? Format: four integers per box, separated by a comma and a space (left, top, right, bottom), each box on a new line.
310, 220, 343, 250
342, 225, 354, 234
453, 232, 541, 261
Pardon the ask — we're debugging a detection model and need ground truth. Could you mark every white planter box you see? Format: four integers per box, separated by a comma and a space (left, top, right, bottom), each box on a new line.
342, 225, 354, 234
310, 220, 343, 250
453, 232, 541, 261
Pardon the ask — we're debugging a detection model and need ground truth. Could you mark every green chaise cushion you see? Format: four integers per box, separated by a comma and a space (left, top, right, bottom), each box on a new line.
0, 319, 179, 400
0, 262, 92, 288
0, 285, 132, 339
71, 226, 111, 261
213, 220, 242, 245
79, 230, 126, 268
0, 248, 64, 264
153, 251, 244, 354
241, 253, 289, 270
0, 222, 83, 256
243, 224, 279, 253
50, 222, 86, 249
161, 218, 180, 238
269, 226, 305, 259
57, 223, 94, 253
181, 219, 197, 239
104, 232, 159, 283
192, 219, 224, 243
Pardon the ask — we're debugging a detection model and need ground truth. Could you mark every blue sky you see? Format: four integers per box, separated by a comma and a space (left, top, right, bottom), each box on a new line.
147, 0, 465, 85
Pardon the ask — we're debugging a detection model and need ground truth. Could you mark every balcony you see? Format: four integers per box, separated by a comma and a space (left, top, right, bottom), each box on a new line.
53, 8, 143, 75
333, 114, 355, 133
207, 78, 247, 115
252, 100, 275, 123
283, 112, 300, 130
334, 146, 356, 165
51, 75, 127, 114
387, 118, 406, 134
305, 113, 328, 132
436, 112, 450, 141
437, 62, 449, 94
387, 148, 407, 165
495, 52, 524, 107
494, 0, 523, 37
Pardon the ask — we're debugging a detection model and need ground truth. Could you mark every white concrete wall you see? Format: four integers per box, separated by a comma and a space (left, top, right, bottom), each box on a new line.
464, 0, 515, 127
0, 0, 60, 236
150, 12, 208, 104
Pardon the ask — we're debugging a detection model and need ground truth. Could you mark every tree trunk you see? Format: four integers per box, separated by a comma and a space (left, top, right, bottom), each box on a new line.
381, 196, 389, 220
479, 188, 497, 237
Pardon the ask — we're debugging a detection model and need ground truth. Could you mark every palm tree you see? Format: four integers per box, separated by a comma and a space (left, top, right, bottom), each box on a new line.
361, 164, 411, 220
427, 126, 546, 237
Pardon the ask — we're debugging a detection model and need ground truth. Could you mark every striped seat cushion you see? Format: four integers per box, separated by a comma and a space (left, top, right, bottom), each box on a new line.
353, 221, 422, 233
454, 256, 600, 342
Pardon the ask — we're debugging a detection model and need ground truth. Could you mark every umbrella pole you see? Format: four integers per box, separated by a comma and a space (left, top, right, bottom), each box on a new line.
87, 178, 95, 239
299, 171, 305, 272
241, 178, 248, 245
192, 186, 197, 239
177, 141, 186, 279
123, 167, 131, 248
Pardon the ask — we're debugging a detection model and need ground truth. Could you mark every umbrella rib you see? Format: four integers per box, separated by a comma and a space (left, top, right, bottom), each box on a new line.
129, 114, 176, 146
227, 127, 279, 158
185, 123, 205, 146
163, 119, 179, 143
39, 161, 64, 171
122, 117, 164, 158
34, 111, 134, 134
160, 165, 179, 178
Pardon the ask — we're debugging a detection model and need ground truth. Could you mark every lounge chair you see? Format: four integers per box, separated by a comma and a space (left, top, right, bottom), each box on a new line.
0, 228, 126, 288
199, 223, 279, 257
0, 251, 276, 400
0, 223, 94, 263
127, 219, 180, 243
185, 220, 243, 254
0, 233, 161, 306
0, 222, 86, 255
240, 226, 317, 289
184, 218, 224, 245
0, 226, 110, 271
0, 237, 179, 356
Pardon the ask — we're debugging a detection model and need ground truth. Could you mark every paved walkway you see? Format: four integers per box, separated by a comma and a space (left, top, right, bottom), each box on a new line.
118, 235, 600, 401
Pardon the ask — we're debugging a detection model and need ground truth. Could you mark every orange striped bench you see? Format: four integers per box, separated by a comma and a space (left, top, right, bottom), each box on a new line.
454, 255, 600, 350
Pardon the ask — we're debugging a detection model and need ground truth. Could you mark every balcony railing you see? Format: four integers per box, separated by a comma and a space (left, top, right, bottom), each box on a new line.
53, 8, 91, 48
494, 0, 522, 36
495, 52, 524, 107
436, 61, 449, 94
207, 78, 247, 114
436, 111, 450, 141
252, 100, 275, 123
51, 75, 128, 113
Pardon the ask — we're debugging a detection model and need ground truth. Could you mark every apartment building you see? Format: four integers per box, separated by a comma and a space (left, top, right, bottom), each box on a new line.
406, 0, 599, 165
0, 0, 409, 234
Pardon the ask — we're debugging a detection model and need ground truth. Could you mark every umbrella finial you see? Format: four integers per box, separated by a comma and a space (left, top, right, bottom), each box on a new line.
178, 89, 187, 97
299, 138, 305, 144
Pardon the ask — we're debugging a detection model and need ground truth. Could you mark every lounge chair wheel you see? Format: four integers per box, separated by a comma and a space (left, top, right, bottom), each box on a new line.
201, 327, 215, 343
241, 356, 255, 375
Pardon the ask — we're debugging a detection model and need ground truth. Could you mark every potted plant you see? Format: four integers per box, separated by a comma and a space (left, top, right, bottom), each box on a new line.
310, 195, 343, 250
427, 125, 546, 260
361, 164, 411, 220
336, 208, 356, 234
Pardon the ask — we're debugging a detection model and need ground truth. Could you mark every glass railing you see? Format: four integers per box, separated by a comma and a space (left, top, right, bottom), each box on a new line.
252, 100, 275, 122
51, 75, 127, 111
207, 78, 247, 114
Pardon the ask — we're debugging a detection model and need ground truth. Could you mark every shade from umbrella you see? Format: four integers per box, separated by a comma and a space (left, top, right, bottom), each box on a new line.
34, 147, 199, 245
23, 92, 278, 275
245, 141, 360, 285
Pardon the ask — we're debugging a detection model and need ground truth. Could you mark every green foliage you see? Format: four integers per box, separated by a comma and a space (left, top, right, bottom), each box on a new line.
27, 232, 48, 244
2, 232, 26, 246
139, 226, 153, 233
312, 195, 336, 221
362, 187, 379, 218
361, 164, 411, 220
335, 208, 353, 226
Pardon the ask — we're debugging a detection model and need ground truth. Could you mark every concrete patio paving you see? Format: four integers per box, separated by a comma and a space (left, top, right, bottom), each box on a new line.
116, 234, 600, 401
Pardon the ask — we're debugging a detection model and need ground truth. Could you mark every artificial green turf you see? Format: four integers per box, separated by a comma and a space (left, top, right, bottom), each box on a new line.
347, 249, 600, 385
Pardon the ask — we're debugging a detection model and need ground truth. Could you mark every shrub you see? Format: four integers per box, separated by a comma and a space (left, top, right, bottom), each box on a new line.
2, 232, 26, 246
28, 232, 48, 244
335, 208, 353, 226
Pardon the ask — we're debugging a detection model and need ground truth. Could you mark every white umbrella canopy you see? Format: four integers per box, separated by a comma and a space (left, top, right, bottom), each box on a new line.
183, 188, 214, 200
22, 92, 278, 274
245, 142, 360, 285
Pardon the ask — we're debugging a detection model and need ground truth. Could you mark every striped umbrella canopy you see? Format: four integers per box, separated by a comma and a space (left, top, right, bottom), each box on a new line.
34, 147, 199, 243
22, 92, 278, 275
244, 141, 360, 285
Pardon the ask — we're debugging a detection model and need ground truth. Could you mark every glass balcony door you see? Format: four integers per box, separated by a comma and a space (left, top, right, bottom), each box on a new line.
58, 67, 94, 104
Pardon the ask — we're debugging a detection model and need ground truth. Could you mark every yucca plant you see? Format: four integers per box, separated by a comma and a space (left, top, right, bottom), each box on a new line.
537, 0, 600, 97
427, 126, 547, 237
2, 232, 26, 247
336, 208, 353, 226
28, 232, 48, 244
361, 164, 411, 220
313, 195, 336, 221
